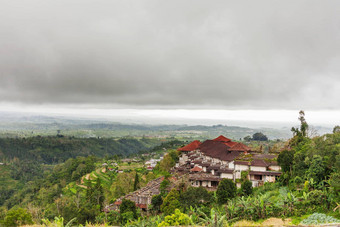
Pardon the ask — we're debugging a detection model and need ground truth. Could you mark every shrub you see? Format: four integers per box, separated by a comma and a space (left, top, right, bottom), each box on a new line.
216, 179, 236, 204
160, 189, 181, 215
3, 208, 34, 227
241, 180, 253, 196
300, 213, 340, 225
158, 209, 192, 227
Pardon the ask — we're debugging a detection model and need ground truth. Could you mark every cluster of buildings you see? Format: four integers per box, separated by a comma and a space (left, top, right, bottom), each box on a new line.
104, 176, 166, 212
105, 135, 281, 212
145, 157, 163, 170
173, 135, 281, 188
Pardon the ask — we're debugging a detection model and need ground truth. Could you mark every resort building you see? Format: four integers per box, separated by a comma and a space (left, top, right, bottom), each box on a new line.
174, 135, 281, 189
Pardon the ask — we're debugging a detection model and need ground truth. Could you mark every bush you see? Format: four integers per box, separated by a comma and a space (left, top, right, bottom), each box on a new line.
3, 208, 34, 227
120, 199, 138, 224
151, 194, 163, 212
180, 187, 213, 210
308, 190, 326, 206
216, 179, 236, 204
161, 189, 181, 215
300, 213, 340, 225
241, 180, 253, 196
158, 209, 192, 227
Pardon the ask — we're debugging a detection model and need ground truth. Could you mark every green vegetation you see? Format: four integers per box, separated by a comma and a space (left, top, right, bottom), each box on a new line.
0, 136, 160, 164
216, 179, 236, 204
158, 209, 192, 227
2, 208, 33, 226
300, 213, 340, 225
0, 111, 339, 226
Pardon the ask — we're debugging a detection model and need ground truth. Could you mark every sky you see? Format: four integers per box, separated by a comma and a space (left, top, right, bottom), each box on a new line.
0, 1, 339, 126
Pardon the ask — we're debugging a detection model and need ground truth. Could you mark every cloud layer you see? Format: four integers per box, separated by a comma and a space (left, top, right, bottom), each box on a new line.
0, 0, 339, 109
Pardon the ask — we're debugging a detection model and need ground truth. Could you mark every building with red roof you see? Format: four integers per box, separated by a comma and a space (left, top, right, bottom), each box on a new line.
191, 166, 203, 172
178, 140, 202, 152
213, 135, 232, 142
177, 135, 281, 189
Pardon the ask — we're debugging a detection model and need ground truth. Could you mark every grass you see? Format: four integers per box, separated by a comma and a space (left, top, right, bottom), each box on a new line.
232, 218, 292, 226
290, 214, 310, 225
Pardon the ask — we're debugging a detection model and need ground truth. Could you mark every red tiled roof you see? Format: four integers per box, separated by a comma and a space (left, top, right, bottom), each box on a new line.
191, 166, 203, 172
213, 135, 232, 143
228, 142, 251, 152
189, 173, 222, 181
200, 162, 211, 167
200, 140, 241, 161
114, 201, 122, 205
249, 171, 281, 176
178, 140, 202, 151
207, 165, 221, 170
136, 204, 147, 209
252, 153, 277, 159
224, 141, 238, 147
234, 161, 249, 165
251, 159, 269, 167
217, 168, 234, 174
192, 160, 203, 164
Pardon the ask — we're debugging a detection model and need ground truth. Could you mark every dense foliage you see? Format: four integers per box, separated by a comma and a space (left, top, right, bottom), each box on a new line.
216, 179, 236, 204
0, 136, 159, 164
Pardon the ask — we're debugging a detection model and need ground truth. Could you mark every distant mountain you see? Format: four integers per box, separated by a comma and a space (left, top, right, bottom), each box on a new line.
0, 111, 333, 139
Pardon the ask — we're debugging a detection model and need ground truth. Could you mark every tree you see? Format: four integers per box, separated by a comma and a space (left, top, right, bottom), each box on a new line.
133, 172, 140, 191
216, 179, 236, 204
307, 155, 326, 186
241, 180, 253, 196
179, 187, 213, 210
252, 132, 268, 141
3, 208, 33, 227
161, 188, 181, 215
278, 149, 294, 173
333, 125, 340, 134
291, 110, 309, 140
243, 136, 252, 142
151, 194, 163, 212
120, 199, 137, 219
159, 154, 175, 172
160, 178, 170, 195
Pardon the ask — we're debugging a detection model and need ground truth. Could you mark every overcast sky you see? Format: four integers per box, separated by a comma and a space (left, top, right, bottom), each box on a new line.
0, 1, 339, 125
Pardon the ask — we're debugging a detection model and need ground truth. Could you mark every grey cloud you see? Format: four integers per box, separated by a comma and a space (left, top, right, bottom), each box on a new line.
0, 0, 339, 109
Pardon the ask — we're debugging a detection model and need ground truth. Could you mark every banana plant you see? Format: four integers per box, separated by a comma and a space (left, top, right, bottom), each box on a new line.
42, 216, 77, 227
198, 207, 227, 227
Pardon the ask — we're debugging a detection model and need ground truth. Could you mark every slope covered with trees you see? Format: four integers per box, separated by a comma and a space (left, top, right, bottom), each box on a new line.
0, 136, 160, 164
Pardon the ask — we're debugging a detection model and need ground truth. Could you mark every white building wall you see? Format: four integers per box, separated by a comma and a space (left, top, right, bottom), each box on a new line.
221, 173, 233, 179
235, 164, 249, 171
268, 165, 281, 171
213, 158, 220, 164
228, 161, 234, 169
250, 166, 266, 172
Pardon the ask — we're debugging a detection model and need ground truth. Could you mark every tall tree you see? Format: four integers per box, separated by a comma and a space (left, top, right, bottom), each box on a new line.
161, 188, 181, 215
216, 179, 236, 204
278, 149, 294, 173
133, 172, 140, 191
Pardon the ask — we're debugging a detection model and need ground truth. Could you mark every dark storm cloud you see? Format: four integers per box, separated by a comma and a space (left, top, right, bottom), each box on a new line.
0, 0, 339, 109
